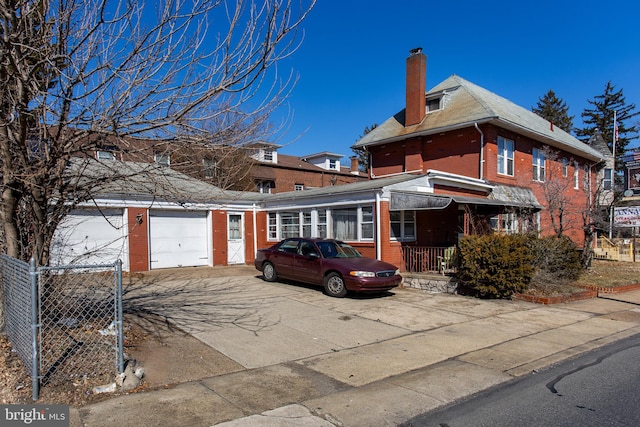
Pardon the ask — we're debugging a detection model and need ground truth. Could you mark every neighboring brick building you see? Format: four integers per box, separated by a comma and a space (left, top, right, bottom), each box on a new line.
90, 137, 366, 193
249, 143, 367, 193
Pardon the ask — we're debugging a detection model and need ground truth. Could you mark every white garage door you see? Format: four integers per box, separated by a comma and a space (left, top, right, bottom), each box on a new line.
149, 211, 209, 269
51, 209, 126, 267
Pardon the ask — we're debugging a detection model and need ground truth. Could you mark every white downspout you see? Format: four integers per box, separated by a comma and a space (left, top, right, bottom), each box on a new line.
474, 123, 485, 180
376, 192, 382, 260
252, 204, 258, 258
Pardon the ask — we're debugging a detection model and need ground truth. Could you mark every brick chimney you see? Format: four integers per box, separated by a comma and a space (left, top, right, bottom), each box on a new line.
405, 47, 426, 127
350, 156, 359, 174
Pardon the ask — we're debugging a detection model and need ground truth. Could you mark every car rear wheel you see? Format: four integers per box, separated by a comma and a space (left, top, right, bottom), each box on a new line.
262, 262, 278, 282
324, 272, 347, 298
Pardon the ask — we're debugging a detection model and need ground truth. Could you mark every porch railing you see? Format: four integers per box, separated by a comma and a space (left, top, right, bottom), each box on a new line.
402, 246, 456, 274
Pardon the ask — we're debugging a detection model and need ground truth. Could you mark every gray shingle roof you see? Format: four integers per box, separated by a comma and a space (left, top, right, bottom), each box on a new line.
69, 159, 267, 205
354, 75, 605, 162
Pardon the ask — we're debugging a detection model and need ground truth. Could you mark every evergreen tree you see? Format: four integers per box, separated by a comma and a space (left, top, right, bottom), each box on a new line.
532, 89, 574, 133
575, 82, 639, 171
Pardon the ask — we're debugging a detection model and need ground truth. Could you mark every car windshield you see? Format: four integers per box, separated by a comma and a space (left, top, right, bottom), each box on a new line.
316, 241, 362, 259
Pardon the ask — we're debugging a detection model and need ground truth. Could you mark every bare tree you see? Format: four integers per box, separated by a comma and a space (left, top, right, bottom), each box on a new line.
0, 0, 315, 266
537, 149, 576, 237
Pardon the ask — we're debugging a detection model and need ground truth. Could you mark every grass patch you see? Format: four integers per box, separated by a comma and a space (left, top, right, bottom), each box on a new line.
524, 260, 640, 297
578, 260, 640, 288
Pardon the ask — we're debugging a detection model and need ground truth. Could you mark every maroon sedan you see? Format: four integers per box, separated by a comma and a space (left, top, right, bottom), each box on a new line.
254, 238, 402, 297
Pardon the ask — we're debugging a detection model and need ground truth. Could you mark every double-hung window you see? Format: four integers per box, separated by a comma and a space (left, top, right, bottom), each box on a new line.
532, 148, 546, 182
390, 211, 416, 241
317, 210, 327, 238
268, 213, 277, 239
497, 136, 514, 176
280, 213, 299, 238
574, 162, 580, 189
332, 208, 358, 240
361, 206, 374, 239
603, 168, 613, 190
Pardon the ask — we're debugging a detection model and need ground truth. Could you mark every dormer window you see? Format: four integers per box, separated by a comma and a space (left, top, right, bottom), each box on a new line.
329, 159, 337, 170
263, 149, 274, 162
426, 97, 441, 112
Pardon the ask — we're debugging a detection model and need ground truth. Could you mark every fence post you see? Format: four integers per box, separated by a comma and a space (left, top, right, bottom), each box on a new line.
29, 258, 39, 401
115, 259, 124, 374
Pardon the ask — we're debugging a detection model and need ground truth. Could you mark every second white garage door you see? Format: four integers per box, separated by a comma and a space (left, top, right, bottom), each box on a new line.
149, 211, 210, 269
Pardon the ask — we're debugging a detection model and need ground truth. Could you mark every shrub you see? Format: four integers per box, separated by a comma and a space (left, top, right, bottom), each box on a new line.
457, 234, 534, 298
528, 235, 582, 285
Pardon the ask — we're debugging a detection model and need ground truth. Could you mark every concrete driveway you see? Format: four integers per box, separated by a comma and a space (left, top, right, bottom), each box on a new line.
124, 265, 638, 379
75, 265, 640, 427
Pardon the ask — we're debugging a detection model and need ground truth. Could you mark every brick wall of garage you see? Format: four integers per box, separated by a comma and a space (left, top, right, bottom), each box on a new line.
377, 201, 405, 270
212, 210, 228, 266
128, 207, 149, 272
244, 211, 256, 264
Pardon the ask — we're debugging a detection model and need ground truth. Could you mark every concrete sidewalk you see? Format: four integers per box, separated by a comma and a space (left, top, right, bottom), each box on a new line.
70, 270, 640, 426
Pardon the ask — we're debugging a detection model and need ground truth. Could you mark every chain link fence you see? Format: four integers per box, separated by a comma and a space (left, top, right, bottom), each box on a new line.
1, 255, 123, 400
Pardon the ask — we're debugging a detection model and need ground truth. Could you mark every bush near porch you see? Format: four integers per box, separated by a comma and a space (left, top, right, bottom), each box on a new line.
456, 234, 585, 299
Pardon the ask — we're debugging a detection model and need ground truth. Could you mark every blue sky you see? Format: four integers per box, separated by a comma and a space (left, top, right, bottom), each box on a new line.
275, 0, 640, 159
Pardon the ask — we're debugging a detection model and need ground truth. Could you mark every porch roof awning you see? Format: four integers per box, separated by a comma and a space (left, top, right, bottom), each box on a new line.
390, 187, 542, 211
390, 192, 453, 210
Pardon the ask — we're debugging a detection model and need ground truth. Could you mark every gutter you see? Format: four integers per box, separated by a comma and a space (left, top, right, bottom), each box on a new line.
353, 118, 495, 149
474, 123, 485, 180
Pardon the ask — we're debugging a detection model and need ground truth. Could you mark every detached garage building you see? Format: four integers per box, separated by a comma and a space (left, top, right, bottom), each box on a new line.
51, 161, 265, 271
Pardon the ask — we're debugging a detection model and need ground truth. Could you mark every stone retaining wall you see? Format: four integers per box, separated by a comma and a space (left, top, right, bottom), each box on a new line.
402, 274, 458, 294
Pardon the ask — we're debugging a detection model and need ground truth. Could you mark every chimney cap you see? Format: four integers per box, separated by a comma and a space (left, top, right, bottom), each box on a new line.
409, 47, 423, 55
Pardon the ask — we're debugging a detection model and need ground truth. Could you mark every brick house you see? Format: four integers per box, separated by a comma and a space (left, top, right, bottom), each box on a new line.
350, 48, 609, 257
53, 49, 612, 274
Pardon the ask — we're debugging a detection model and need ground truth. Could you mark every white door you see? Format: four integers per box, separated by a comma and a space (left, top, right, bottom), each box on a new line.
227, 213, 245, 265
149, 211, 209, 269
51, 209, 127, 267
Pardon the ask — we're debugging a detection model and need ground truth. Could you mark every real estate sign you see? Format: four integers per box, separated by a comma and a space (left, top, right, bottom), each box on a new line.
614, 206, 640, 227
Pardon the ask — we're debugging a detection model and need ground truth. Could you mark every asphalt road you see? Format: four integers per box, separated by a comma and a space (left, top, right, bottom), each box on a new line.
402, 332, 640, 427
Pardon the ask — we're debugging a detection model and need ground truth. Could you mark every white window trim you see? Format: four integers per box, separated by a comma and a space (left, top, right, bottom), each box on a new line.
390, 211, 416, 242
532, 148, 546, 182
603, 168, 613, 190
267, 206, 374, 242
497, 136, 514, 176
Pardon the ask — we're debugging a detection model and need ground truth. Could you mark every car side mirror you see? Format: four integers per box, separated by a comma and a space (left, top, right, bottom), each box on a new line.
307, 251, 320, 259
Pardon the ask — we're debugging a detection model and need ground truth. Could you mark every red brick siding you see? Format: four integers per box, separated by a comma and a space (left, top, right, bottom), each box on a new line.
369, 123, 598, 248
415, 206, 459, 246
255, 210, 269, 250
269, 168, 364, 193
127, 208, 149, 272
244, 212, 255, 264
369, 144, 405, 177
349, 242, 376, 259
212, 210, 228, 266
376, 201, 404, 269
422, 129, 482, 177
